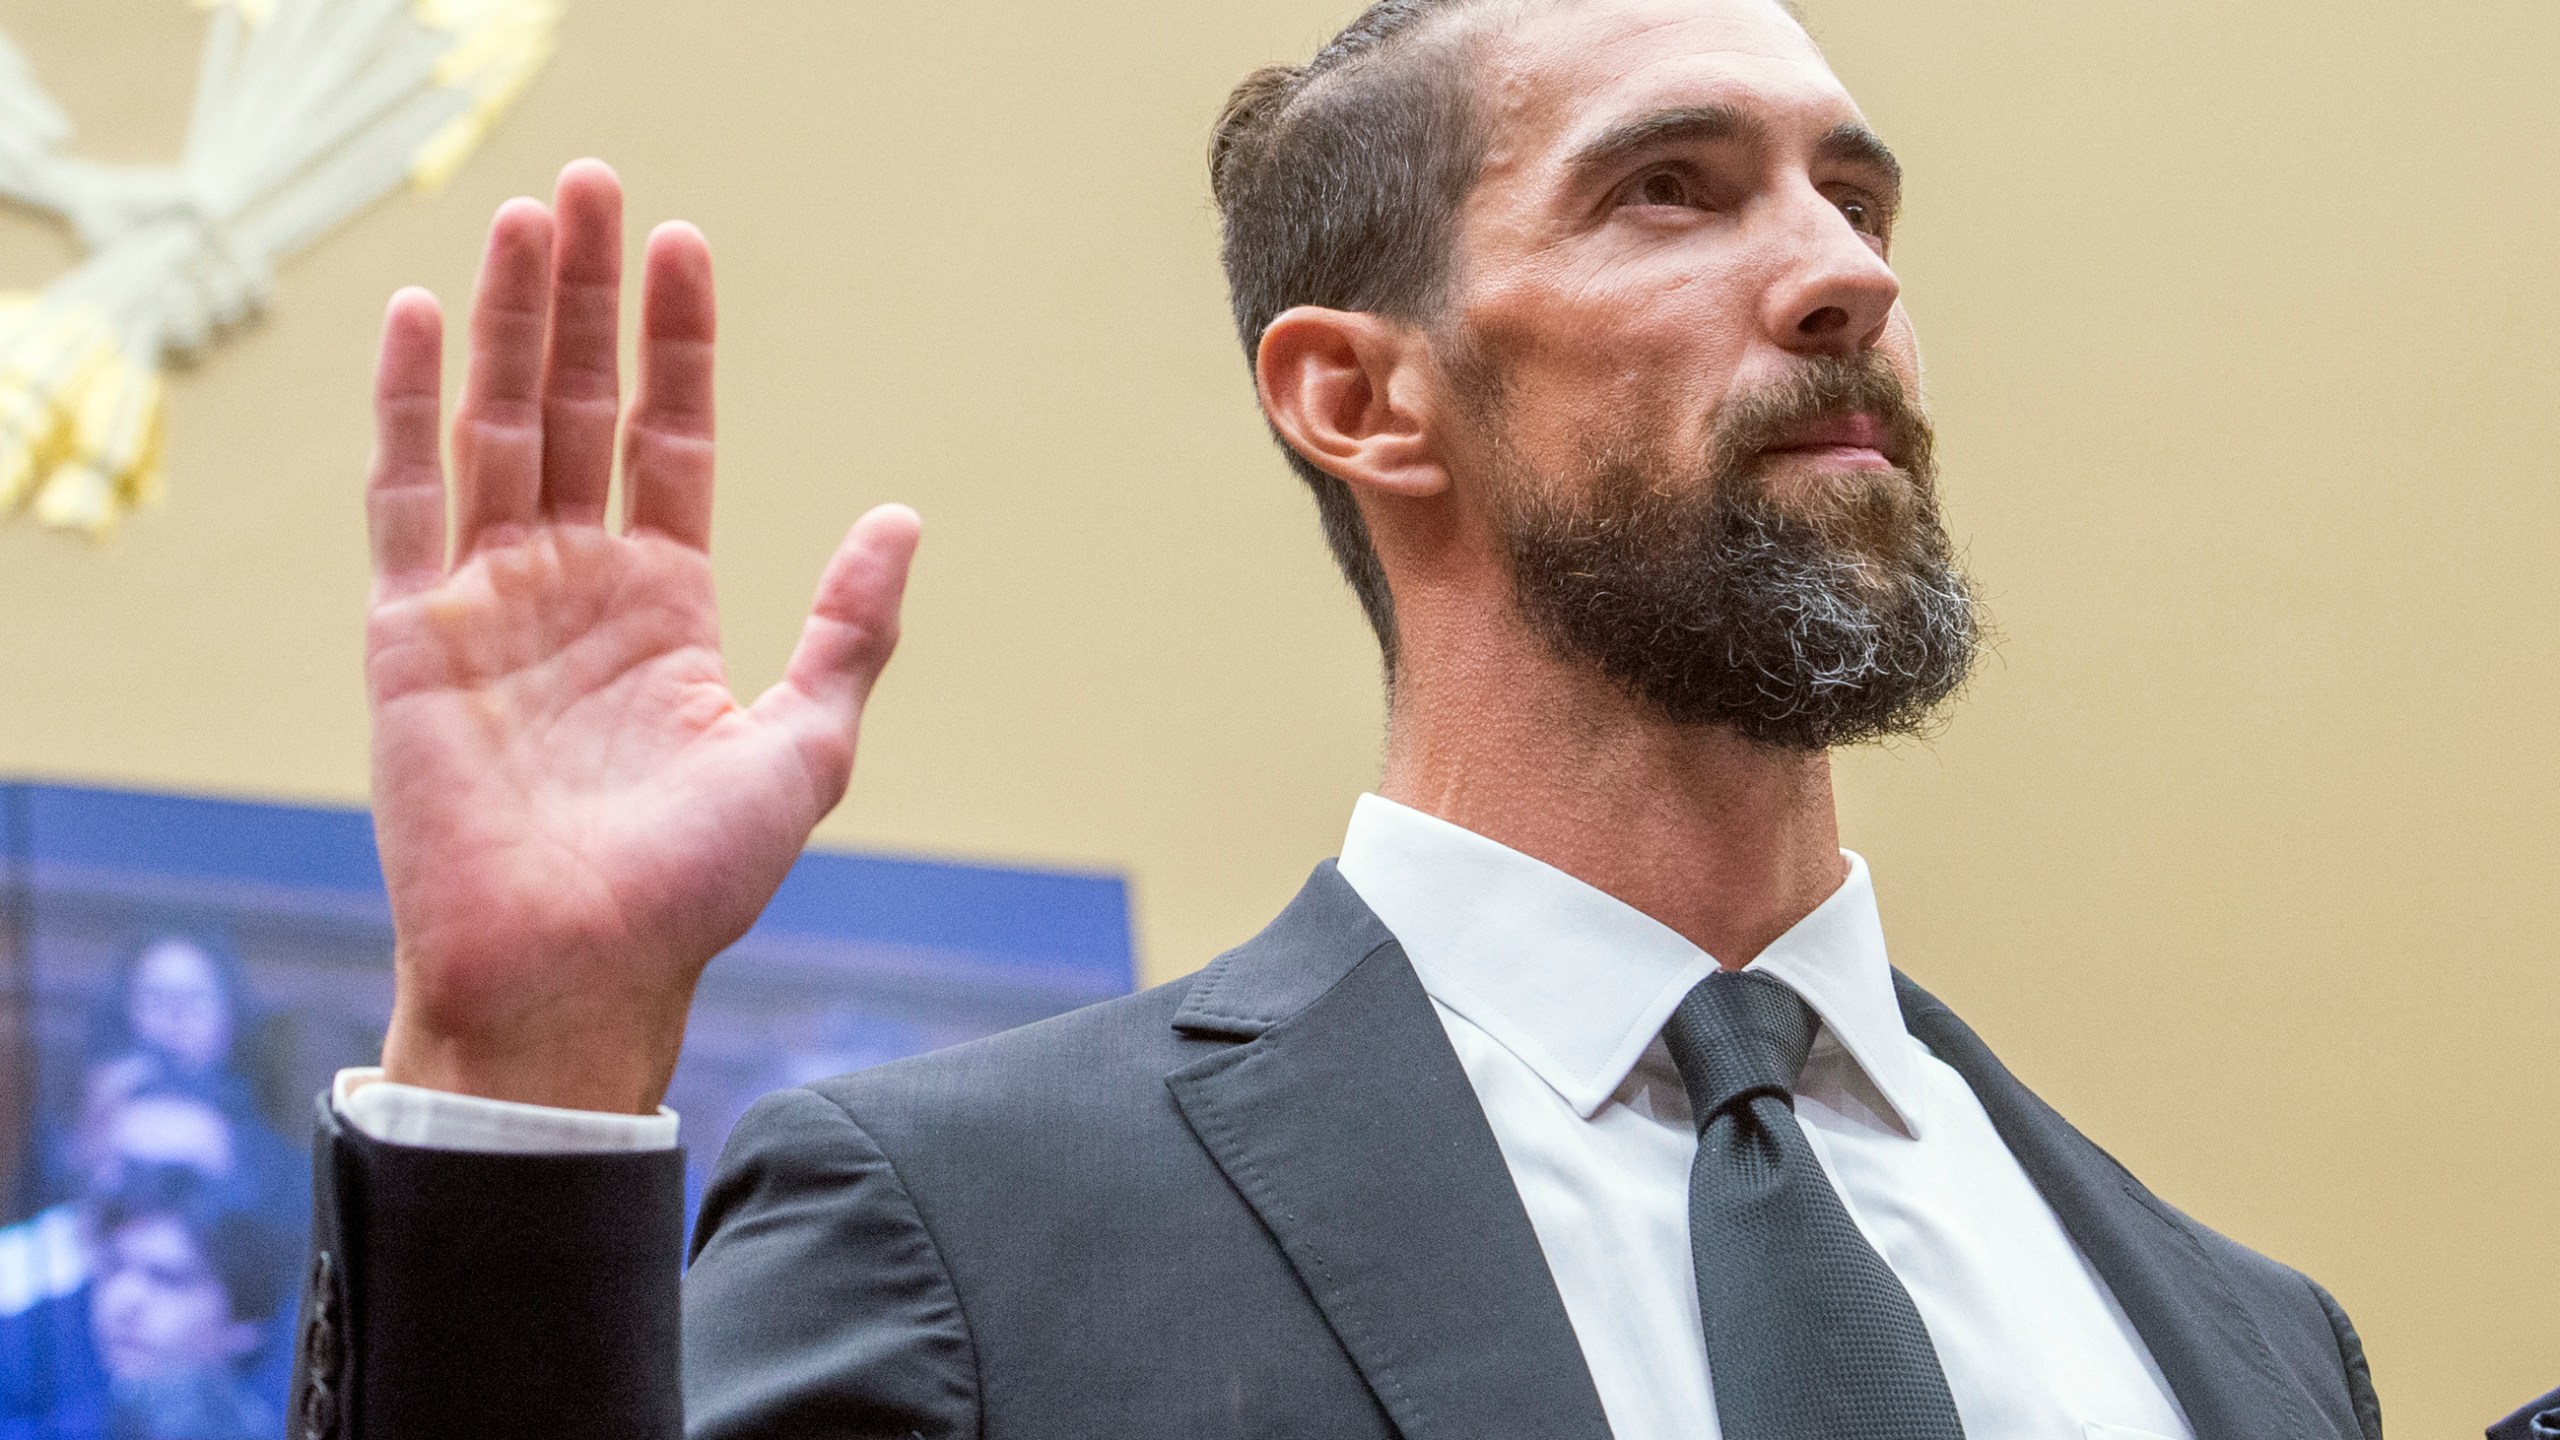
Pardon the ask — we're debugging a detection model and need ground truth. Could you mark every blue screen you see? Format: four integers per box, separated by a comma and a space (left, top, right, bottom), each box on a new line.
0, 781, 1132, 1439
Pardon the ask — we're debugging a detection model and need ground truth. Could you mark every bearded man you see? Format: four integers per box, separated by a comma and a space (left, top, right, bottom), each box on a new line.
288, 1, 2385, 1438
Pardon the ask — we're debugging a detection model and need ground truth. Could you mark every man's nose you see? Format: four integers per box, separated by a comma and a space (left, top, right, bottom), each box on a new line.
1760, 186, 1900, 356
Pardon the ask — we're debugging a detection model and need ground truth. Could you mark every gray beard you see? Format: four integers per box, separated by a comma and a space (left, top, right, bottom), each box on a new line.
1484, 361, 1983, 750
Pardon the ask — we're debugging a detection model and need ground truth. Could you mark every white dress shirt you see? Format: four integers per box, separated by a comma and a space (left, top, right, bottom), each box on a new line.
331, 1067, 677, 1152
1336, 793, 2193, 1440
340, 794, 2195, 1439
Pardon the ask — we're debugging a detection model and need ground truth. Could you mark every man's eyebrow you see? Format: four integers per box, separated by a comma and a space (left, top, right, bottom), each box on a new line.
1564, 103, 1766, 180
1815, 122, 1903, 195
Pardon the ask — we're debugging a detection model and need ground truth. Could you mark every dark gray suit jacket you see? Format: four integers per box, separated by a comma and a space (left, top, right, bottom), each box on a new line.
2490, 1386, 2560, 1439
291, 863, 2384, 1440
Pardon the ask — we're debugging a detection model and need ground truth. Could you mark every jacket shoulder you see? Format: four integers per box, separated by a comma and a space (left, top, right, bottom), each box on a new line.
680, 979, 1219, 1440
767, 974, 1217, 1174
1893, 972, 2381, 1440
2173, 1213, 2381, 1440
819, 971, 1198, 1096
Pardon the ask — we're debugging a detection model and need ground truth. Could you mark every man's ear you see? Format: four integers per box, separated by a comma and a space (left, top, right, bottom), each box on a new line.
1255, 306, 1449, 499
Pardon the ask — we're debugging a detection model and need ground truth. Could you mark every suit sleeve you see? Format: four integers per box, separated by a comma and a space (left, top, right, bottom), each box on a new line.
682, 1085, 980, 1440
2488, 1385, 2560, 1440
289, 1093, 688, 1440
2307, 1277, 2382, 1440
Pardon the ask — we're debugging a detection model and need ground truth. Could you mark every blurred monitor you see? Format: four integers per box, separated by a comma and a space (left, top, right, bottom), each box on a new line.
0, 780, 1132, 1440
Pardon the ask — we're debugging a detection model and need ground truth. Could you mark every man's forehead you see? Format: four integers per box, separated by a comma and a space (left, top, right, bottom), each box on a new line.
1471, 0, 1856, 159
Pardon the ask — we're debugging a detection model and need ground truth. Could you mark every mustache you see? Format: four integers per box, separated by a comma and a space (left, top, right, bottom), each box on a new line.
1711, 354, 1934, 481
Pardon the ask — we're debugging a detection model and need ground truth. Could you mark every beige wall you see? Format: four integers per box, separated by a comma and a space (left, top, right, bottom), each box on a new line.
2, 0, 2554, 1430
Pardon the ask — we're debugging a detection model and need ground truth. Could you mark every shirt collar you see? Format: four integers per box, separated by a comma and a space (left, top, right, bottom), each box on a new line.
1334, 792, 1928, 1136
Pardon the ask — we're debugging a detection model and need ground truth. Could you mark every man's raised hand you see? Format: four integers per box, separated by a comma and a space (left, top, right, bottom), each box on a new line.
364, 160, 919, 1115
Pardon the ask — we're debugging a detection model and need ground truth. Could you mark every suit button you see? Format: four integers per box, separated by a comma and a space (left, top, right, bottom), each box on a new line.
297, 1377, 338, 1440
297, 1249, 342, 1440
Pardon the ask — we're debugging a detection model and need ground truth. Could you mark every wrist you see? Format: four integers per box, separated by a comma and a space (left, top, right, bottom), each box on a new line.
380, 1008, 679, 1116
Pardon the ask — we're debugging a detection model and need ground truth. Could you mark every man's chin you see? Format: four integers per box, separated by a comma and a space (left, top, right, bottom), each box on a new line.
1745, 465, 1931, 560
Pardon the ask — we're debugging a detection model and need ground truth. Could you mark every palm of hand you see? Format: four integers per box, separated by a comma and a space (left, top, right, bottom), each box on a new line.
372, 532, 816, 1032
364, 163, 916, 1111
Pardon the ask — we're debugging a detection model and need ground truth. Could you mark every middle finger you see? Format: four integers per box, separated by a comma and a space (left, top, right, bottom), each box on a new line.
539, 159, 625, 526
451, 197, 555, 555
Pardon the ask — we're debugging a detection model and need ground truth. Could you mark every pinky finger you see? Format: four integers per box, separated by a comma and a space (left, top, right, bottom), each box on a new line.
368, 288, 449, 595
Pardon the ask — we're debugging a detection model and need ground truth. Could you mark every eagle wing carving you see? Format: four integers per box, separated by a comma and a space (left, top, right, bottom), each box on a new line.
0, 0, 561, 536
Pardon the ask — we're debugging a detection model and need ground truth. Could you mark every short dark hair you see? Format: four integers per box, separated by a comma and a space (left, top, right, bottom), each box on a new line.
1210, 0, 1502, 674
94, 1164, 296, 1324
1210, 0, 1814, 674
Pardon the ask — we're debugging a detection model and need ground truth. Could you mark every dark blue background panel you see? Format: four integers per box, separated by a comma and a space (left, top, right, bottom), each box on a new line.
0, 778, 1136, 1439
4, 781, 1133, 993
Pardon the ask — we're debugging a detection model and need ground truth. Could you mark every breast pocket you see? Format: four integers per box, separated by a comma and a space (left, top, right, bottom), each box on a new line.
2084, 1425, 2184, 1440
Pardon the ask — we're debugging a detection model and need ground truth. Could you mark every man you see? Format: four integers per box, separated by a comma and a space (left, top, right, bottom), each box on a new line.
86, 1169, 294, 1440
290, 0, 2388, 1437
3, 1165, 294, 1440
2, 1075, 266, 1322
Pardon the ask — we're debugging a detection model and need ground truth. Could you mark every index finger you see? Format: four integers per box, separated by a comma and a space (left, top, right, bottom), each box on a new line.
368, 287, 448, 596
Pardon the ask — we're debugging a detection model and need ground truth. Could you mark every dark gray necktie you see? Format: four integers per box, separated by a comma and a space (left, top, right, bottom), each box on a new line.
1661, 969, 1967, 1440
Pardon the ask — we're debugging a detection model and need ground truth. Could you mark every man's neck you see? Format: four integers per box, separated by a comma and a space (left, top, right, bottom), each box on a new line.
1378, 623, 1847, 969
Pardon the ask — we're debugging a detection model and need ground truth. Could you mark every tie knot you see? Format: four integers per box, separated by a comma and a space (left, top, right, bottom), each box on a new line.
1661, 970, 1818, 1128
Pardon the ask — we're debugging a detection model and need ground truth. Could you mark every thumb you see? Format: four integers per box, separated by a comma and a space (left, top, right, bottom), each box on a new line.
751, 503, 922, 793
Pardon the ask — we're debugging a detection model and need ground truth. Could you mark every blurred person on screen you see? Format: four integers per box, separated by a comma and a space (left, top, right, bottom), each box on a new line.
89, 1168, 294, 1440
0, 1074, 300, 1328
0, 1080, 230, 1326
0, 1166, 293, 1440
17, 934, 280, 1224
104, 936, 245, 1079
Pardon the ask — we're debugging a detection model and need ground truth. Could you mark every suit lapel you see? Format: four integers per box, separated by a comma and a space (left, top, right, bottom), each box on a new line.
1167, 864, 1613, 1440
1893, 974, 2317, 1440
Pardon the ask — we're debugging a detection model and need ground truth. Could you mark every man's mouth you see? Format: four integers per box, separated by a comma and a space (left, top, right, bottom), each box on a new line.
1756, 411, 1901, 471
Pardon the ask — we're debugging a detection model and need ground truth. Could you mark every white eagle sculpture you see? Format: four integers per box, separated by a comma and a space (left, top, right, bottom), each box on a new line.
0, 0, 560, 537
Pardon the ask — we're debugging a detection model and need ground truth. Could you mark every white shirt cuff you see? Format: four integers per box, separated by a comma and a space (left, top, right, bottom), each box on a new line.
332, 1068, 679, 1154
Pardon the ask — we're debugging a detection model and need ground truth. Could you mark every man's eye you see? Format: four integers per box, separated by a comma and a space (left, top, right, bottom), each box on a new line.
1629, 170, 1692, 208
1838, 195, 1886, 237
